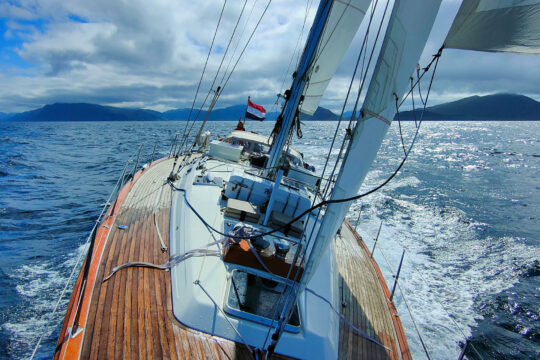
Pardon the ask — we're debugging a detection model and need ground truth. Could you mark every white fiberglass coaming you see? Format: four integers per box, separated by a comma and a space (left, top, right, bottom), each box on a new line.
169, 151, 340, 359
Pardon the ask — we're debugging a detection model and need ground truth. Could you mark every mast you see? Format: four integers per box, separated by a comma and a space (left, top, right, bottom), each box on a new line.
266, 0, 372, 353
265, 0, 334, 175
266, 0, 372, 175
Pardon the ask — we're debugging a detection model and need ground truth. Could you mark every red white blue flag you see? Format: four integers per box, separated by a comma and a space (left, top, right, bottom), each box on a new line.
245, 99, 266, 121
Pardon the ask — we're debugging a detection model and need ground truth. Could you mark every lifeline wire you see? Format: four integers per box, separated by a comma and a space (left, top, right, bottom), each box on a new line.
305, 288, 391, 351
29, 158, 133, 360
375, 245, 432, 359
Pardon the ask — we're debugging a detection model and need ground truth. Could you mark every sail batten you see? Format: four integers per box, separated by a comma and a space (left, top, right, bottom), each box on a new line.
300, 0, 371, 115
445, 0, 540, 54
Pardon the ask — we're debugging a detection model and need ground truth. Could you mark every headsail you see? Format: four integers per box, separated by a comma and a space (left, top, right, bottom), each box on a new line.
302, 0, 442, 284
445, 0, 540, 54
300, 0, 371, 115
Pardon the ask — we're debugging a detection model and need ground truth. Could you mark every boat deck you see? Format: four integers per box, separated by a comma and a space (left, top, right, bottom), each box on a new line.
56, 157, 410, 359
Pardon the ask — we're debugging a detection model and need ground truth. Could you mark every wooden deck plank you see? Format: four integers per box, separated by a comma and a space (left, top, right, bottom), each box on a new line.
335, 223, 405, 360
75, 157, 409, 360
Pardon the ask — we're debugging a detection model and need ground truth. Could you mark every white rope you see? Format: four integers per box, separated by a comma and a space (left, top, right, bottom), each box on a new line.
153, 182, 168, 252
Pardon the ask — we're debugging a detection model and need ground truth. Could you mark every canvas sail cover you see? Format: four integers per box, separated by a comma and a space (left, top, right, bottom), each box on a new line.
300, 0, 371, 115
445, 0, 540, 54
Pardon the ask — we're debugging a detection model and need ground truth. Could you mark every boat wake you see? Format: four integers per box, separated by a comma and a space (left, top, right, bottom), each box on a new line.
2, 245, 86, 360
351, 173, 539, 359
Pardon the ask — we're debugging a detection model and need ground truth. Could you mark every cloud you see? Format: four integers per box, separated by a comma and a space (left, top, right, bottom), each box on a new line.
0, 0, 539, 114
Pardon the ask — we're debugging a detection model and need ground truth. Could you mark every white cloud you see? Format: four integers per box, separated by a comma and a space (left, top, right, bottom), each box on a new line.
0, 0, 538, 114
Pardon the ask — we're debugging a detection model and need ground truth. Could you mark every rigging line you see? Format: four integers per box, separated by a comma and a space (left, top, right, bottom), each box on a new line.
176, 13, 229, 157
293, 0, 316, 70
166, 46, 441, 244
195, 280, 255, 354
396, 95, 407, 156
181, 0, 228, 140
103, 248, 222, 282
220, 0, 273, 94
398, 45, 444, 109
301, 0, 384, 288
220, 0, 259, 86
272, 0, 314, 115
347, 0, 391, 129
410, 76, 418, 128
313, 0, 381, 203
186, 0, 249, 155
305, 288, 391, 351
179, 0, 269, 156
359, 0, 377, 92
317, 0, 390, 203
416, 65, 426, 107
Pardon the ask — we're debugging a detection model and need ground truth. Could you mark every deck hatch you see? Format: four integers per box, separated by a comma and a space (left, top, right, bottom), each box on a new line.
224, 269, 301, 333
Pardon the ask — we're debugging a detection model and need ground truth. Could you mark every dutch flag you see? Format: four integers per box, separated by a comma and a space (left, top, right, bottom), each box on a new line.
245, 99, 266, 121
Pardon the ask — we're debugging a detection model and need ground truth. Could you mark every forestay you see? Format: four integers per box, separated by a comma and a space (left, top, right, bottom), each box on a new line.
445, 0, 540, 54
300, 0, 371, 115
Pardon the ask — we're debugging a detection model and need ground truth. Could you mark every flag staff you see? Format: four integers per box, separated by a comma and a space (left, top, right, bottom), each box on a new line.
242, 96, 250, 124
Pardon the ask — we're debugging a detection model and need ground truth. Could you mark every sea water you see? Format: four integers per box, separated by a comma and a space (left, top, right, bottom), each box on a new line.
0, 120, 538, 359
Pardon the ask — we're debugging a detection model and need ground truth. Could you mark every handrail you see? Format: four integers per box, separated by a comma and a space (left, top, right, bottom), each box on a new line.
131, 143, 144, 180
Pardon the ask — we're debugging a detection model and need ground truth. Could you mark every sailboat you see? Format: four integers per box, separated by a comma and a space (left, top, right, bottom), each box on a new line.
48, 0, 540, 359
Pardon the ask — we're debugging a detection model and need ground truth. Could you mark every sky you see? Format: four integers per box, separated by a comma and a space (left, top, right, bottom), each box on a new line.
0, 0, 539, 114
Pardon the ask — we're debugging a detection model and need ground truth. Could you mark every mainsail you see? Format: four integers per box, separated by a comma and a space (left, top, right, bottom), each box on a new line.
300, 0, 371, 115
445, 0, 540, 54
302, 0, 443, 284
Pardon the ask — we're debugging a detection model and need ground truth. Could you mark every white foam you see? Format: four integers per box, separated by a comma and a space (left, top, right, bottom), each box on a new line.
3, 243, 87, 359
350, 191, 538, 359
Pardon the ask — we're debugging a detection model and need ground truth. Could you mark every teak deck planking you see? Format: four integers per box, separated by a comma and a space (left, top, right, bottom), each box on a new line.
55, 157, 410, 359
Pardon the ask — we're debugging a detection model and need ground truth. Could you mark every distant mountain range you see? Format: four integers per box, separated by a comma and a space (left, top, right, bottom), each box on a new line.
1, 103, 338, 122
396, 93, 540, 120
7, 103, 163, 122
2, 93, 539, 122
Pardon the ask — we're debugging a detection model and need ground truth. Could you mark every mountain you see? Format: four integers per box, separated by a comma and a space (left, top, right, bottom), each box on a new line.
0, 112, 13, 120
396, 94, 540, 120
7, 94, 537, 122
162, 105, 276, 121
3, 102, 339, 122
162, 104, 338, 121
7, 103, 164, 122
300, 106, 339, 121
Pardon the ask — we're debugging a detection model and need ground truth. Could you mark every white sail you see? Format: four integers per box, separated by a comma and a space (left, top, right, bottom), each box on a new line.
445, 0, 540, 54
300, 0, 371, 115
302, 0, 442, 284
